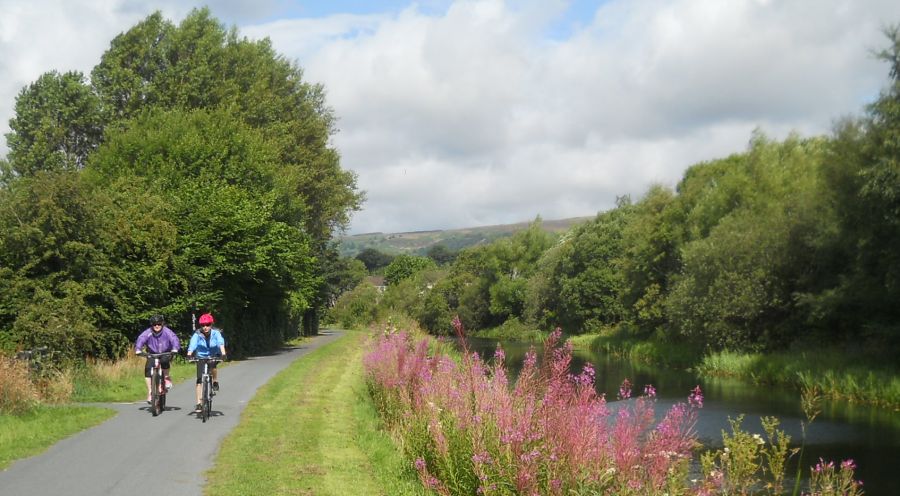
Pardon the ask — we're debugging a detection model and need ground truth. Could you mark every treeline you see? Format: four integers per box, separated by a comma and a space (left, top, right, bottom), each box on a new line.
333, 28, 900, 354
0, 9, 361, 359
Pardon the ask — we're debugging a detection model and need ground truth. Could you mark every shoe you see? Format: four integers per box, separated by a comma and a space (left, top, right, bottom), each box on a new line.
212, 381, 219, 392
165, 378, 173, 390
194, 403, 202, 413
146, 395, 152, 404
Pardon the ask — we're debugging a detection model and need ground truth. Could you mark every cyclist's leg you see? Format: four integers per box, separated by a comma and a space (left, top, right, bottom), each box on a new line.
144, 358, 153, 402
194, 361, 204, 411
211, 361, 219, 390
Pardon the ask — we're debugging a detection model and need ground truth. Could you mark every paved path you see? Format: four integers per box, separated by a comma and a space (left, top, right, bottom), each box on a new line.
0, 330, 343, 496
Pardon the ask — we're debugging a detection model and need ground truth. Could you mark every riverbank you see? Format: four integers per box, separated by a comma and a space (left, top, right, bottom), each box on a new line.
568, 333, 900, 410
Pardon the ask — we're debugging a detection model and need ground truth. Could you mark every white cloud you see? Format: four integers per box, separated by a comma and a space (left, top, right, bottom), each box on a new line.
2, 0, 899, 234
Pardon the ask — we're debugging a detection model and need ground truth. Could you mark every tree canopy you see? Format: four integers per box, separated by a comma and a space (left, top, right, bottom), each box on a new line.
0, 8, 361, 357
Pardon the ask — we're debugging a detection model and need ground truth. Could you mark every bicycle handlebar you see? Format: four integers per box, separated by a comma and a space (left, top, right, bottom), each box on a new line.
188, 357, 224, 362
138, 351, 177, 358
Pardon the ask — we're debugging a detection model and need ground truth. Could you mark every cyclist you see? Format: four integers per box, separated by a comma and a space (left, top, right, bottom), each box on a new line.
186, 313, 226, 413
134, 314, 180, 403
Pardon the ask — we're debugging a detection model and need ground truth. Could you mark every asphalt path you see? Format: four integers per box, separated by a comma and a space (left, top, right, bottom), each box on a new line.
0, 330, 343, 496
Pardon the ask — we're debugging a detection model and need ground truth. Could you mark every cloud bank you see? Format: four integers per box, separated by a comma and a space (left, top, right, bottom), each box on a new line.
2, 0, 899, 234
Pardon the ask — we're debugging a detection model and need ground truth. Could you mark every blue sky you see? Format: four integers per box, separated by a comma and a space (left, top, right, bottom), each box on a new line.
2, 0, 899, 234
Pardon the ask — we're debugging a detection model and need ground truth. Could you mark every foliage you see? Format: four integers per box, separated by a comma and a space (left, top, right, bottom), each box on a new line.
384, 254, 437, 286
355, 247, 395, 272
532, 205, 633, 334
813, 26, 900, 344
5, 71, 102, 176
666, 135, 834, 350
365, 324, 705, 495
617, 185, 683, 331
0, 8, 361, 358
426, 243, 457, 265
328, 282, 382, 330
698, 415, 793, 495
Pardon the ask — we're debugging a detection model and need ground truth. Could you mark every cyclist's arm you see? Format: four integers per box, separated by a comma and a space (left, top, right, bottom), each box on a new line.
214, 330, 226, 356
186, 334, 198, 357
134, 330, 148, 354
169, 328, 180, 352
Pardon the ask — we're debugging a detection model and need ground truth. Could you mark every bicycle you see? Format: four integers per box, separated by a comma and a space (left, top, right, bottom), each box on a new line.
189, 357, 223, 422
139, 351, 175, 416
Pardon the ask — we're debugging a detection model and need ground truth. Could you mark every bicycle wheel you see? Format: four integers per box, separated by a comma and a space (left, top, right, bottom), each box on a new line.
151, 369, 162, 416
201, 379, 210, 423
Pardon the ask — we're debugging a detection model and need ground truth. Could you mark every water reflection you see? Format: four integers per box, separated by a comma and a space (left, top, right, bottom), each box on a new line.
457, 337, 900, 494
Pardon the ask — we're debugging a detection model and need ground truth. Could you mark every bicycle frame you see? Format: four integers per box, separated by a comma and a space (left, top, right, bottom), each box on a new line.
189, 357, 222, 423
143, 352, 174, 417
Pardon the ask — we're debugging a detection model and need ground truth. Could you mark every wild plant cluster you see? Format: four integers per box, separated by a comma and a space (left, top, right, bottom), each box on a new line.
364, 320, 701, 495
363, 320, 865, 495
0, 354, 73, 414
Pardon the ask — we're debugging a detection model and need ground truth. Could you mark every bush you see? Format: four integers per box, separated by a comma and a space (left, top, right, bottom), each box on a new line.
328, 282, 380, 329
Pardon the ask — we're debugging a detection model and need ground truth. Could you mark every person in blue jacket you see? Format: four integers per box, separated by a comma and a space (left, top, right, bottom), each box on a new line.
186, 313, 226, 413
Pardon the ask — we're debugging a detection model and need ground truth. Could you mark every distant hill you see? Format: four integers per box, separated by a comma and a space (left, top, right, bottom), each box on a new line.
337, 216, 594, 257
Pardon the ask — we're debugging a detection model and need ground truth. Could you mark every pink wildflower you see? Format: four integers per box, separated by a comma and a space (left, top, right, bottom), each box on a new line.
689, 385, 704, 408
618, 378, 632, 400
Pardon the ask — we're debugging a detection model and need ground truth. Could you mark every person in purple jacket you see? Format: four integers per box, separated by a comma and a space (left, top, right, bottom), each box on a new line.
134, 314, 180, 403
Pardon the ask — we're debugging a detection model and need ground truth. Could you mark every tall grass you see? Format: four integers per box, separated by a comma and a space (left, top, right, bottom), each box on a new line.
696, 349, 900, 408
569, 331, 698, 369
0, 355, 40, 414
73, 354, 195, 403
1, 355, 74, 414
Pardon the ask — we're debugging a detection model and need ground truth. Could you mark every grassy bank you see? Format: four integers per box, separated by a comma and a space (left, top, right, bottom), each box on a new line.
567, 332, 698, 369
695, 348, 900, 408
73, 355, 197, 403
206, 330, 425, 496
0, 405, 115, 469
568, 333, 900, 409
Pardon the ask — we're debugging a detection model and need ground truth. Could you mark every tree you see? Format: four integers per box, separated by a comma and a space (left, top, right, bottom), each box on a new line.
5, 71, 102, 176
1, 8, 364, 356
384, 254, 436, 286
426, 243, 457, 265
618, 185, 682, 332
536, 203, 632, 334
88, 106, 317, 353
355, 247, 394, 272
90, 8, 361, 244
665, 135, 833, 350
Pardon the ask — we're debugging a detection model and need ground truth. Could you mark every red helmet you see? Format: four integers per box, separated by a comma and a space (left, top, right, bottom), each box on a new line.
198, 313, 214, 326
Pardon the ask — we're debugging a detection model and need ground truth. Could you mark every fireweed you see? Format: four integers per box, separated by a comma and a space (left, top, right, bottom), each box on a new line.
363, 320, 701, 495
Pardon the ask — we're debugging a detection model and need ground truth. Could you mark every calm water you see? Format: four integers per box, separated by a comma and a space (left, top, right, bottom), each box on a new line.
459, 337, 900, 494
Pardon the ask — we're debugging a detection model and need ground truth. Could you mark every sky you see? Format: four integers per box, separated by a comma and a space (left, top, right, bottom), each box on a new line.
1, 1, 899, 235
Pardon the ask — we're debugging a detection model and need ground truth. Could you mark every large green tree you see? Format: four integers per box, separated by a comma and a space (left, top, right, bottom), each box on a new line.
1, 8, 362, 357
818, 27, 900, 342
5, 71, 102, 176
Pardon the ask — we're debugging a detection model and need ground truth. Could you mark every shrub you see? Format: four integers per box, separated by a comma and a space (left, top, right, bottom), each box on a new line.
0, 355, 39, 414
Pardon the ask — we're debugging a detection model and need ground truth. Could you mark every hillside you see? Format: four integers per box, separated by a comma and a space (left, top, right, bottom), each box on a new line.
337, 216, 593, 257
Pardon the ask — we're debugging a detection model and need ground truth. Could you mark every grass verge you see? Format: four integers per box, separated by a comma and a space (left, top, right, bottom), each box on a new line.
73, 356, 198, 403
0, 405, 115, 469
206, 330, 426, 496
